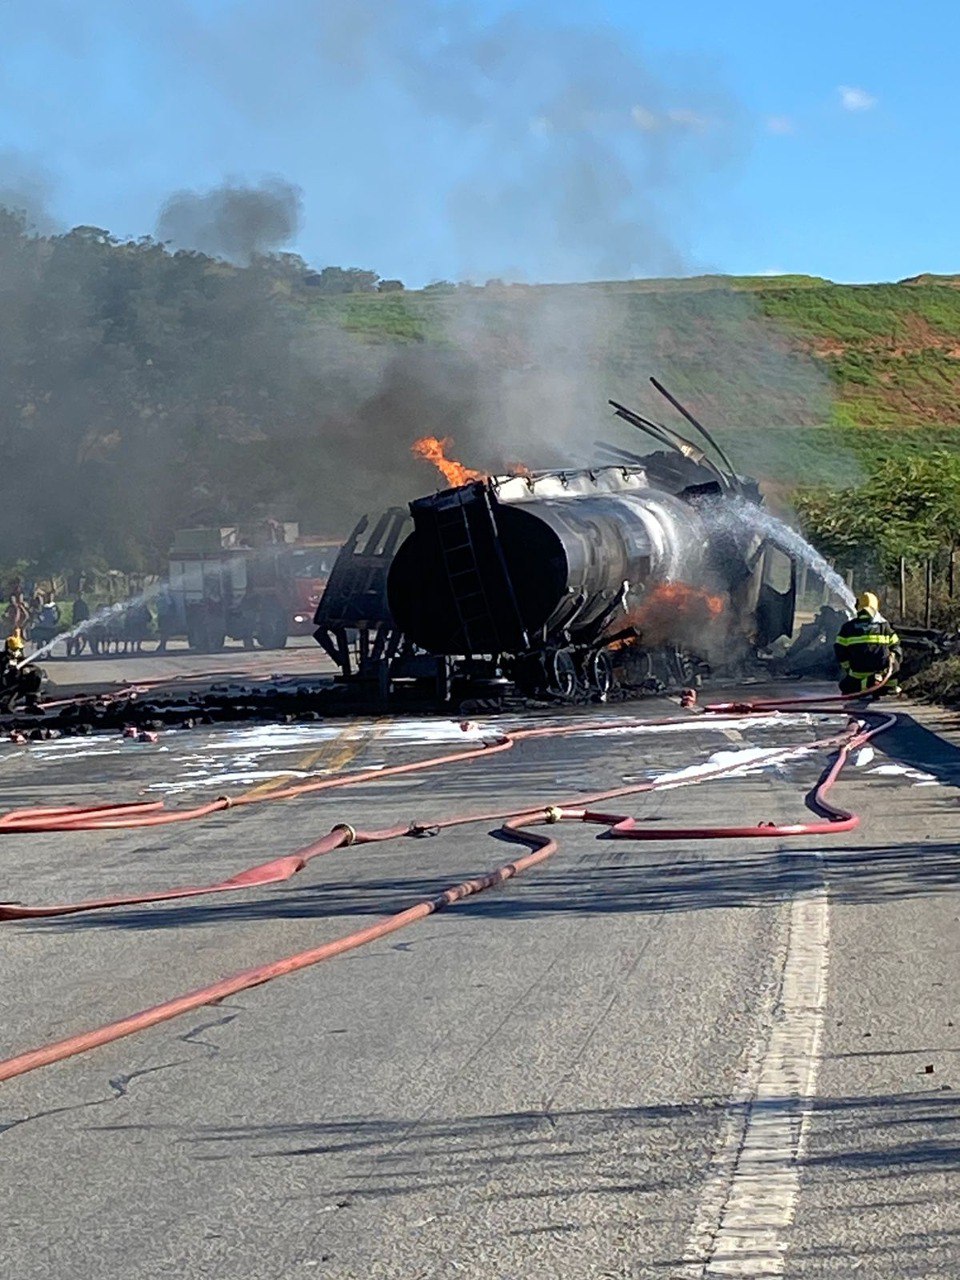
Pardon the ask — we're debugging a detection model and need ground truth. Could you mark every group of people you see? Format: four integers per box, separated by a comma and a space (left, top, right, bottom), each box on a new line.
65, 589, 179, 657
1, 577, 180, 661
70, 597, 154, 657
1, 579, 60, 643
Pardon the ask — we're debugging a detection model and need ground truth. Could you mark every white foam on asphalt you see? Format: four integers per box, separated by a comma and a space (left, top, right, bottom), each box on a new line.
28, 741, 170, 762
683, 854, 829, 1277
9, 710, 833, 801
199, 720, 489, 753
654, 744, 812, 789
147, 768, 320, 793
869, 762, 940, 786
5, 709, 818, 760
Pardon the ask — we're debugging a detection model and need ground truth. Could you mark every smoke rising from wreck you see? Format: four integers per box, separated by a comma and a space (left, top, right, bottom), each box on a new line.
0, 217, 848, 574
157, 178, 303, 264
332, 282, 843, 503
150, 0, 849, 504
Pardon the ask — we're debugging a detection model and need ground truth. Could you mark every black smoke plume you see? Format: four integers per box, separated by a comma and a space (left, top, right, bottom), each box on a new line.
157, 178, 303, 264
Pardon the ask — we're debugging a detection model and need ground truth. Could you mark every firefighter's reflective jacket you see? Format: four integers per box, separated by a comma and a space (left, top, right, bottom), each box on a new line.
833, 610, 901, 678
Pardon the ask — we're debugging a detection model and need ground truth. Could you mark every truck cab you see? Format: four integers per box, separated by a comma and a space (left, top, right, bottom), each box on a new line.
167, 523, 337, 652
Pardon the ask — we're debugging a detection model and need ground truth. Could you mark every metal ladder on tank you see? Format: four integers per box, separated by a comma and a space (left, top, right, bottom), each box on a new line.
434, 490, 528, 655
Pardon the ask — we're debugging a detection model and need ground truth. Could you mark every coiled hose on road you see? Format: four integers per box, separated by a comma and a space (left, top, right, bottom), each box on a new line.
0, 688, 897, 1083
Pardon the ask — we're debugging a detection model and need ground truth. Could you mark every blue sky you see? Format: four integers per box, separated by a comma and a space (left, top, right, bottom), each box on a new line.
0, 0, 956, 285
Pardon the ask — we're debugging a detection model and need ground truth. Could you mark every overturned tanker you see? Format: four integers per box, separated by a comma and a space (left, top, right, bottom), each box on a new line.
315, 389, 798, 699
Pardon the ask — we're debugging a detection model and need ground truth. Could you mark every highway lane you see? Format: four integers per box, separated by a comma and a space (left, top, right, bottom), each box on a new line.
40, 633, 339, 693
0, 694, 959, 1277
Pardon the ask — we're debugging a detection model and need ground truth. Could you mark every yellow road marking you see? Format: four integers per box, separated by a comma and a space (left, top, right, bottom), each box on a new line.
239, 722, 372, 800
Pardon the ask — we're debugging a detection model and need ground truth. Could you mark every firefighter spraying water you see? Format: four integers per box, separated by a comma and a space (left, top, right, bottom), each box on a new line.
834, 590, 902, 695
0, 632, 43, 713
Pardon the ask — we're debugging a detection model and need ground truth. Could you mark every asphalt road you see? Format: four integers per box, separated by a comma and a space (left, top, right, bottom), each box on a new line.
41, 633, 339, 692
1, 688, 959, 1278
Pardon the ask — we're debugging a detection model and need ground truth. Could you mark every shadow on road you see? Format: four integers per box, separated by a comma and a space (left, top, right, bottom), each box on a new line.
24, 838, 960, 936
146, 1091, 960, 1277
880, 712, 960, 789
93, 1089, 960, 1215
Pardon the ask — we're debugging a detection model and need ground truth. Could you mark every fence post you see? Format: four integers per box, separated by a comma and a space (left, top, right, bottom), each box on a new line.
899, 557, 906, 622
925, 559, 933, 629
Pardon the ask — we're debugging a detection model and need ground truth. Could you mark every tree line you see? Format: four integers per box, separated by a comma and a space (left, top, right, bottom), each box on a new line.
0, 212, 399, 581
796, 452, 960, 627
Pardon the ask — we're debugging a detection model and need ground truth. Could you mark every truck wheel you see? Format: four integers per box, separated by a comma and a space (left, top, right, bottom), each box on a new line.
588, 649, 614, 696
255, 602, 288, 651
549, 649, 578, 698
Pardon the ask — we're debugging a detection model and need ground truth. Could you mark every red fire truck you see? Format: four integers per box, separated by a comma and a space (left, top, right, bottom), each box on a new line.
167, 523, 340, 652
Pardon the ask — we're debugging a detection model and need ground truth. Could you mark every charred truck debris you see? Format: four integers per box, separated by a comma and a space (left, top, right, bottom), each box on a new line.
0, 381, 860, 732
314, 384, 800, 705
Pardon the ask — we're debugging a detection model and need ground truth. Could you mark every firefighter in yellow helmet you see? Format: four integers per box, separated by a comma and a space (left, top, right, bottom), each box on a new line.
0, 630, 43, 711
833, 591, 901, 695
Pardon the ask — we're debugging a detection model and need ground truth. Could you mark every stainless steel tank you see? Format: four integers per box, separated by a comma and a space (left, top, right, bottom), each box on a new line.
387, 467, 709, 656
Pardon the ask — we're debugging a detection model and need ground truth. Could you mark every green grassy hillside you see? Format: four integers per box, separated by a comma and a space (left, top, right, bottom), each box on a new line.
306, 273, 960, 486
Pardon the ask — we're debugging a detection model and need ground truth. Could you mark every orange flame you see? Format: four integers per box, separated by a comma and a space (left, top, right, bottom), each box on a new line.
412, 436, 484, 487
618, 582, 726, 647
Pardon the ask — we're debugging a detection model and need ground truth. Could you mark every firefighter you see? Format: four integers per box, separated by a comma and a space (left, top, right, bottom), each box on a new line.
0, 631, 43, 712
833, 591, 901, 695
1, 630, 24, 672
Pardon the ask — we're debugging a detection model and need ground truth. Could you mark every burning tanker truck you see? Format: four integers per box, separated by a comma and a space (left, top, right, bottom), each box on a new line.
314, 382, 798, 700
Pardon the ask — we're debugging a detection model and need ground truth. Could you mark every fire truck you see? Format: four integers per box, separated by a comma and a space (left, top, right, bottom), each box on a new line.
168, 523, 340, 652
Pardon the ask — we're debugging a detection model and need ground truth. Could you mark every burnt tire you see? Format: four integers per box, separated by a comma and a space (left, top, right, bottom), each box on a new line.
588, 649, 615, 696
549, 649, 578, 698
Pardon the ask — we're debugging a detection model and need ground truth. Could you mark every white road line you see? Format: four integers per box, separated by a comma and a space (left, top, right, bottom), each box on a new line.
684, 853, 829, 1277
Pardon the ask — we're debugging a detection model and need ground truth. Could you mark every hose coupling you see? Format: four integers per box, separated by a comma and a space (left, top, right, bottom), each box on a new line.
544, 805, 564, 824
408, 822, 440, 838
216, 795, 234, 809
331, 822, 357, 846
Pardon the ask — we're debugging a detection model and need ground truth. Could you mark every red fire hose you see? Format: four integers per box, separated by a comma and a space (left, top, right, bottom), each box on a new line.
0, 693, 895, 1084
0, 712, 768, 834
0, 712, 854, 919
